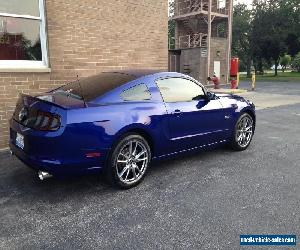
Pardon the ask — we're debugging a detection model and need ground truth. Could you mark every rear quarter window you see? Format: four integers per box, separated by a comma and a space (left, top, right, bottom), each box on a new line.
120, 83, 151, 101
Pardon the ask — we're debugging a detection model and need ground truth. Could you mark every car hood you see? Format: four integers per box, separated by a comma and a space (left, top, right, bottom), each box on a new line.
216, 93, 246, 101
215, 93, 254, 109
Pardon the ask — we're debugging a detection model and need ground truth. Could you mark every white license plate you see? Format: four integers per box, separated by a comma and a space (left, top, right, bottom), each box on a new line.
16, 133, 24, 149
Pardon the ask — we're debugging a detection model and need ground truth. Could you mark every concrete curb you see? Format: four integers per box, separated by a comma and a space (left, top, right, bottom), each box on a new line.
209, 88, 248, 94
0, 148, 9, 157
0, 147, 9, 152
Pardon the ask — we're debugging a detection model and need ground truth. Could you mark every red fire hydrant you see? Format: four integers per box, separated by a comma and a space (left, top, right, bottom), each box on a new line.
231, 78, 238, 89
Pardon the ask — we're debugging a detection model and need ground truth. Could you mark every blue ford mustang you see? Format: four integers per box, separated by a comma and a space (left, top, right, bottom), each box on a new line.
10, 70, 255, 188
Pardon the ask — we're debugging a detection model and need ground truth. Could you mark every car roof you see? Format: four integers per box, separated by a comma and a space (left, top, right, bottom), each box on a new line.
102, 69, 165, 78
59, 70, 185, 102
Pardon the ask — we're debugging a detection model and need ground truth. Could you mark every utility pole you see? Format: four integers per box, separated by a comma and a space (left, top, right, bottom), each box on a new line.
226, 0, 233, 83
207, 0, 212, 79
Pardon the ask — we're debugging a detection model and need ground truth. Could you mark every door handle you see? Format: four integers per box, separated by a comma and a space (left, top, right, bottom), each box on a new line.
173, 109, 181, 116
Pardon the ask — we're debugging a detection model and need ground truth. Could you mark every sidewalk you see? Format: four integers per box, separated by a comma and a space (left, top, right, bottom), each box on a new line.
239, 91, 300, 110
209, 86, 300, 110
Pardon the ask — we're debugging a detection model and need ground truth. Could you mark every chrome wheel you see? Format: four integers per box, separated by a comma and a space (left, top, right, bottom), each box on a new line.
115, 139, 149, 185
236, 115, 254, 148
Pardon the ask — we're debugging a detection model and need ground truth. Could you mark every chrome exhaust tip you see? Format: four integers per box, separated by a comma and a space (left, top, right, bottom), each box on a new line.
9, 150, 14, 156
38, 171, 53, 181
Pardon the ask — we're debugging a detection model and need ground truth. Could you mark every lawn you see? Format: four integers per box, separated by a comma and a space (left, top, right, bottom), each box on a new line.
240, 71, 300, 82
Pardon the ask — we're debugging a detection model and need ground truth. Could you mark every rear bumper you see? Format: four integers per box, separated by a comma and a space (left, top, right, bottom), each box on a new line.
9, 141, 62, 175
9, 119, 109, 176
9, 139, 107, 176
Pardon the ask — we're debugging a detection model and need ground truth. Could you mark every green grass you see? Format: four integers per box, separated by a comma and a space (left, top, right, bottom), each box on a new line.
240, 71, 300, 82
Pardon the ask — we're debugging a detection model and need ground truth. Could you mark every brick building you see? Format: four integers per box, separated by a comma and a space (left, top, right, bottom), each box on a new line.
0, 0, 168, 149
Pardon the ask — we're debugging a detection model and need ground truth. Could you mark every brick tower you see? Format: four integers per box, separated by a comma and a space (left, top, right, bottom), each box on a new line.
169, 0, 233, 84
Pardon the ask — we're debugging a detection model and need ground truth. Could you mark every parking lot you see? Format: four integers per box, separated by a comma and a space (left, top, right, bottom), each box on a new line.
0, 81, 300, 249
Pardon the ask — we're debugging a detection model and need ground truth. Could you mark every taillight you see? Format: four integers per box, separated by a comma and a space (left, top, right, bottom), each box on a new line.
34, 111, 61, 131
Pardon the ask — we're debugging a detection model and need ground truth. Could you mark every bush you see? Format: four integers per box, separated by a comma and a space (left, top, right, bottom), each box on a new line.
292, 53, 300, 72
280, 54, 292, 72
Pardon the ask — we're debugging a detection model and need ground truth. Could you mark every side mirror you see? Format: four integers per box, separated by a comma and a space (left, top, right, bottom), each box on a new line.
206, 91, 215, 101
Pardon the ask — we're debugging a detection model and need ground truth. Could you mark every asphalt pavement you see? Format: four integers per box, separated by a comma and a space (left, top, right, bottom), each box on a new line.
0, 81, 299, 249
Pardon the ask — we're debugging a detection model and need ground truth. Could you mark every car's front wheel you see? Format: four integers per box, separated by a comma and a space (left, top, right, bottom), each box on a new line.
231, 113, 254, 151
106, 133, 151, 188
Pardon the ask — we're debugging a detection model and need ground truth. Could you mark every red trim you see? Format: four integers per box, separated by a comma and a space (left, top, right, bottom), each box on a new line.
85, 152, 101, 158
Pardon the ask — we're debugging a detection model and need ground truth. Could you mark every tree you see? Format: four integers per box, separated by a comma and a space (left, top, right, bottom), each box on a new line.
280, 54, 291, 72
292, 52, 300, 72
286, 33, 300, 57
232, 4, 252, 77
251, 0, 289, 76
283, 0, 300, 57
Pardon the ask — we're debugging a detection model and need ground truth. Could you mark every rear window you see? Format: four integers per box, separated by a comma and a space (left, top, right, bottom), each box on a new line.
56, 73, 136, 102
120, 84, 151, 101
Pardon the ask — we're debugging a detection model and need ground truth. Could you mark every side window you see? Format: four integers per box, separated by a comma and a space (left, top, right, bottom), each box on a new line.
120, 83, 151, 101
156, 78, 205, 102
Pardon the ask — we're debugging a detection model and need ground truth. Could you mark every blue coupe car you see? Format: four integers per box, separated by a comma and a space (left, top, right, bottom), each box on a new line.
9, 70, 255, 188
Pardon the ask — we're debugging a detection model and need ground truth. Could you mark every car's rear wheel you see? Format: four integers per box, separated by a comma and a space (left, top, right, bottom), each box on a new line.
105, 133, 151, 188
231, 113, 254, 151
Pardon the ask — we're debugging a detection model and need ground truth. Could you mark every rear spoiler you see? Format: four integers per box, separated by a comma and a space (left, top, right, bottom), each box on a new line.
20, 94, 68, 110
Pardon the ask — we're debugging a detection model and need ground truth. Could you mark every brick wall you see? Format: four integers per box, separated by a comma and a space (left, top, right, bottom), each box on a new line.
0, 0, 168, 149
210, 37, 229, 83
170, 37, 228, 84
179, 48, 207, 83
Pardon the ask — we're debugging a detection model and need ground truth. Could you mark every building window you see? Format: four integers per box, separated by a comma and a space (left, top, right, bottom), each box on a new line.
0, 0, 48, 69
218, 0, 226, 9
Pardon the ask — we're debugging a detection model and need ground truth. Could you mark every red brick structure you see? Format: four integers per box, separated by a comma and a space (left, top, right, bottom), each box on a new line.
0, 0, 168, 149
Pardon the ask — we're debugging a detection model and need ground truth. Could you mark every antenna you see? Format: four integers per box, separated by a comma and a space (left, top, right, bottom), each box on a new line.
77, 74, 87, 107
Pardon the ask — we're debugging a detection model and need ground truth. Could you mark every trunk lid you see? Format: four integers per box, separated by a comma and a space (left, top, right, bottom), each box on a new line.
12, 94, 73, 131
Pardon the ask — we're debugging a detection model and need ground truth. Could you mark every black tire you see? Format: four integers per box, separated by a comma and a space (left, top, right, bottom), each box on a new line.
230, 113, 254, 151
105, 133, 151, 189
